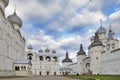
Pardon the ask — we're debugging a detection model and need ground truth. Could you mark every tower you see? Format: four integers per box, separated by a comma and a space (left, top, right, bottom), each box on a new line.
62, 51, 72, 67
77, 44, 86, 74
96, 19, 107, 45
106, 24, 119, 51
89, 32, 104, 74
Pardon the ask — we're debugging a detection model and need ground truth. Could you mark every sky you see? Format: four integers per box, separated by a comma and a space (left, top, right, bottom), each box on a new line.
6, 0, 120, 63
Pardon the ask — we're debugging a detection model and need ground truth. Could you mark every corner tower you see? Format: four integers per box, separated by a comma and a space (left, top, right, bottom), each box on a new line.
89, 32, 104, 74
77, 44, 86, 74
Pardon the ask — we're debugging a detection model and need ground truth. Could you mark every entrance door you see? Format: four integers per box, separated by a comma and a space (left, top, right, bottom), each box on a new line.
47, 72, 49, 75
39, 72, 42, 75
54, 72, 56, 75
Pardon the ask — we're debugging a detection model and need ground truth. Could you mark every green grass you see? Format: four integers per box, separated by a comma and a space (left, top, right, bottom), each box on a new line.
69, 75, 120, 80
0, 76, 26, 79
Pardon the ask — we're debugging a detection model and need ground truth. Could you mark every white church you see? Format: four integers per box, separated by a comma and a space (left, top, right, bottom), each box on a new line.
0, 0, 120, 77
61, 21, 120, 75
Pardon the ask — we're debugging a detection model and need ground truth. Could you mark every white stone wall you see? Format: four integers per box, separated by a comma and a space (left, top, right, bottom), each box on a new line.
89, 46, 103, 74
68, 63, 77, 75
102, 49, 120, 75
77, 55, 86, 74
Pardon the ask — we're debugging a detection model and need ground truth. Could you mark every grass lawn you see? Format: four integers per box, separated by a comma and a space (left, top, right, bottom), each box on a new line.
0, 76, 26, 79
69, 75, 120, 80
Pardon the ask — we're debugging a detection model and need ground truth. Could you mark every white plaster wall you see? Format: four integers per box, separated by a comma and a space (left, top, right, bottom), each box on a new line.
102, 49, 120, 75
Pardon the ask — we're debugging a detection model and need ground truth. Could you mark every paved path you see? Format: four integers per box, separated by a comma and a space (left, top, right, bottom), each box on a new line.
0, 76, 81, 80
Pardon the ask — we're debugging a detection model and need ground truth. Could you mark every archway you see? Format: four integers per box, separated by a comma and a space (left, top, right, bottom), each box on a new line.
54, 72, 56, 75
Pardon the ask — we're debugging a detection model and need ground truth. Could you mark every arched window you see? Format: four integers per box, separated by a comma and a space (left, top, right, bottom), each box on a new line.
15, 66, 20, 71
39, 56, 43, 61
85, 63, 90, 67
24, 66, 26, 71
21, 66, 24, 71
46, 56, 51, 61
27, 53, 33, 60
53, 56, 57, 61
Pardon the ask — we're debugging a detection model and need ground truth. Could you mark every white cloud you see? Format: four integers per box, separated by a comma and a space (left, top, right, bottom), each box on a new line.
108, 10, 120, 32
69, 10, 106, 26
109, 10, 120, 20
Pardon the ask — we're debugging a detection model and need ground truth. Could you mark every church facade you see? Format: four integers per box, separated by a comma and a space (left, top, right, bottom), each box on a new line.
61, 21, 120, 75
26, 46, 60, 75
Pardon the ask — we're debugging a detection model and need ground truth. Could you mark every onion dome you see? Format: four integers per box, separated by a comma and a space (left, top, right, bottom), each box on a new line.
28, 45, 33, 50
96, 27, 106, 34
39, 49, 43, 53
45, 48, 50, 52
77, 44, 86, 55
96, 19, 106, 34
89, 32, 103, 49
108, 25, 114, 40
7, 12, 22, 28
3, 0, 9, 7
52, 50, 56, 53
62, 51, 72, 63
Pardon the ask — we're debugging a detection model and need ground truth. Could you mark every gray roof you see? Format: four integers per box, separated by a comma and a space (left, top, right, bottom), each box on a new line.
77, 44, 86, 55
62, 51, 72, 63
14, 60, 30, 64
96, 26, 106, 34
89, 32, 103, 49
45, 48, 50, 52
28, 45, 33, 50
7, 12, 22, 27
39, 49, 43, 53
108, 28, 114, 40
52, 50, 56, 53
3, 0, 9, 7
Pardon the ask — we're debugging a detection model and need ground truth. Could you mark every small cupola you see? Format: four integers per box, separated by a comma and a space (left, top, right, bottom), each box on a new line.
77, 44, 86, 55
28, 44, 33, 50
62, 51, 72, 63
52, 50, 56, 53
96, 19, 106, 34
89, 32, 103, 49
39, 49, 43, 53
45, 48, 50, 53
108, 24, 114, 40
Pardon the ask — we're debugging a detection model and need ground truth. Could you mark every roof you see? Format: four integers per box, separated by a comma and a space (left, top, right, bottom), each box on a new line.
7, 12, 22, 27
96, 26, 106, 34
62, 51, 72, 63
89, 32, 104, 49
77, 44, 86, 55
14, 60, 30, 64
111, 48, 120, 53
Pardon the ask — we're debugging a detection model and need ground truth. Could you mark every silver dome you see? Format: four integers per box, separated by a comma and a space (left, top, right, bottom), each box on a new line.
96, 27, 106, 34
7, 12, 22, 28
3, 0, 9, 7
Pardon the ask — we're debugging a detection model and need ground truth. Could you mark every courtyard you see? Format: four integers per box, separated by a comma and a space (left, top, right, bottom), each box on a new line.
0, 76, 80, 80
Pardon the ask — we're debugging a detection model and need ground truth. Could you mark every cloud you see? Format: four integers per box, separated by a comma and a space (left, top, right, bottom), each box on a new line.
108, 10, 120, 32
69, 10, 106, 27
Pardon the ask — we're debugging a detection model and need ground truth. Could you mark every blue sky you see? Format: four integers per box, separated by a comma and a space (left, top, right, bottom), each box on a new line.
6, 0, 120, 62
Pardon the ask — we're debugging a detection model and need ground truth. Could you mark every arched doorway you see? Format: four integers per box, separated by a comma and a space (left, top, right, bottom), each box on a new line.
39, 71, 42, 75
47, 71, 49, 75
54, 72, 56, 75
